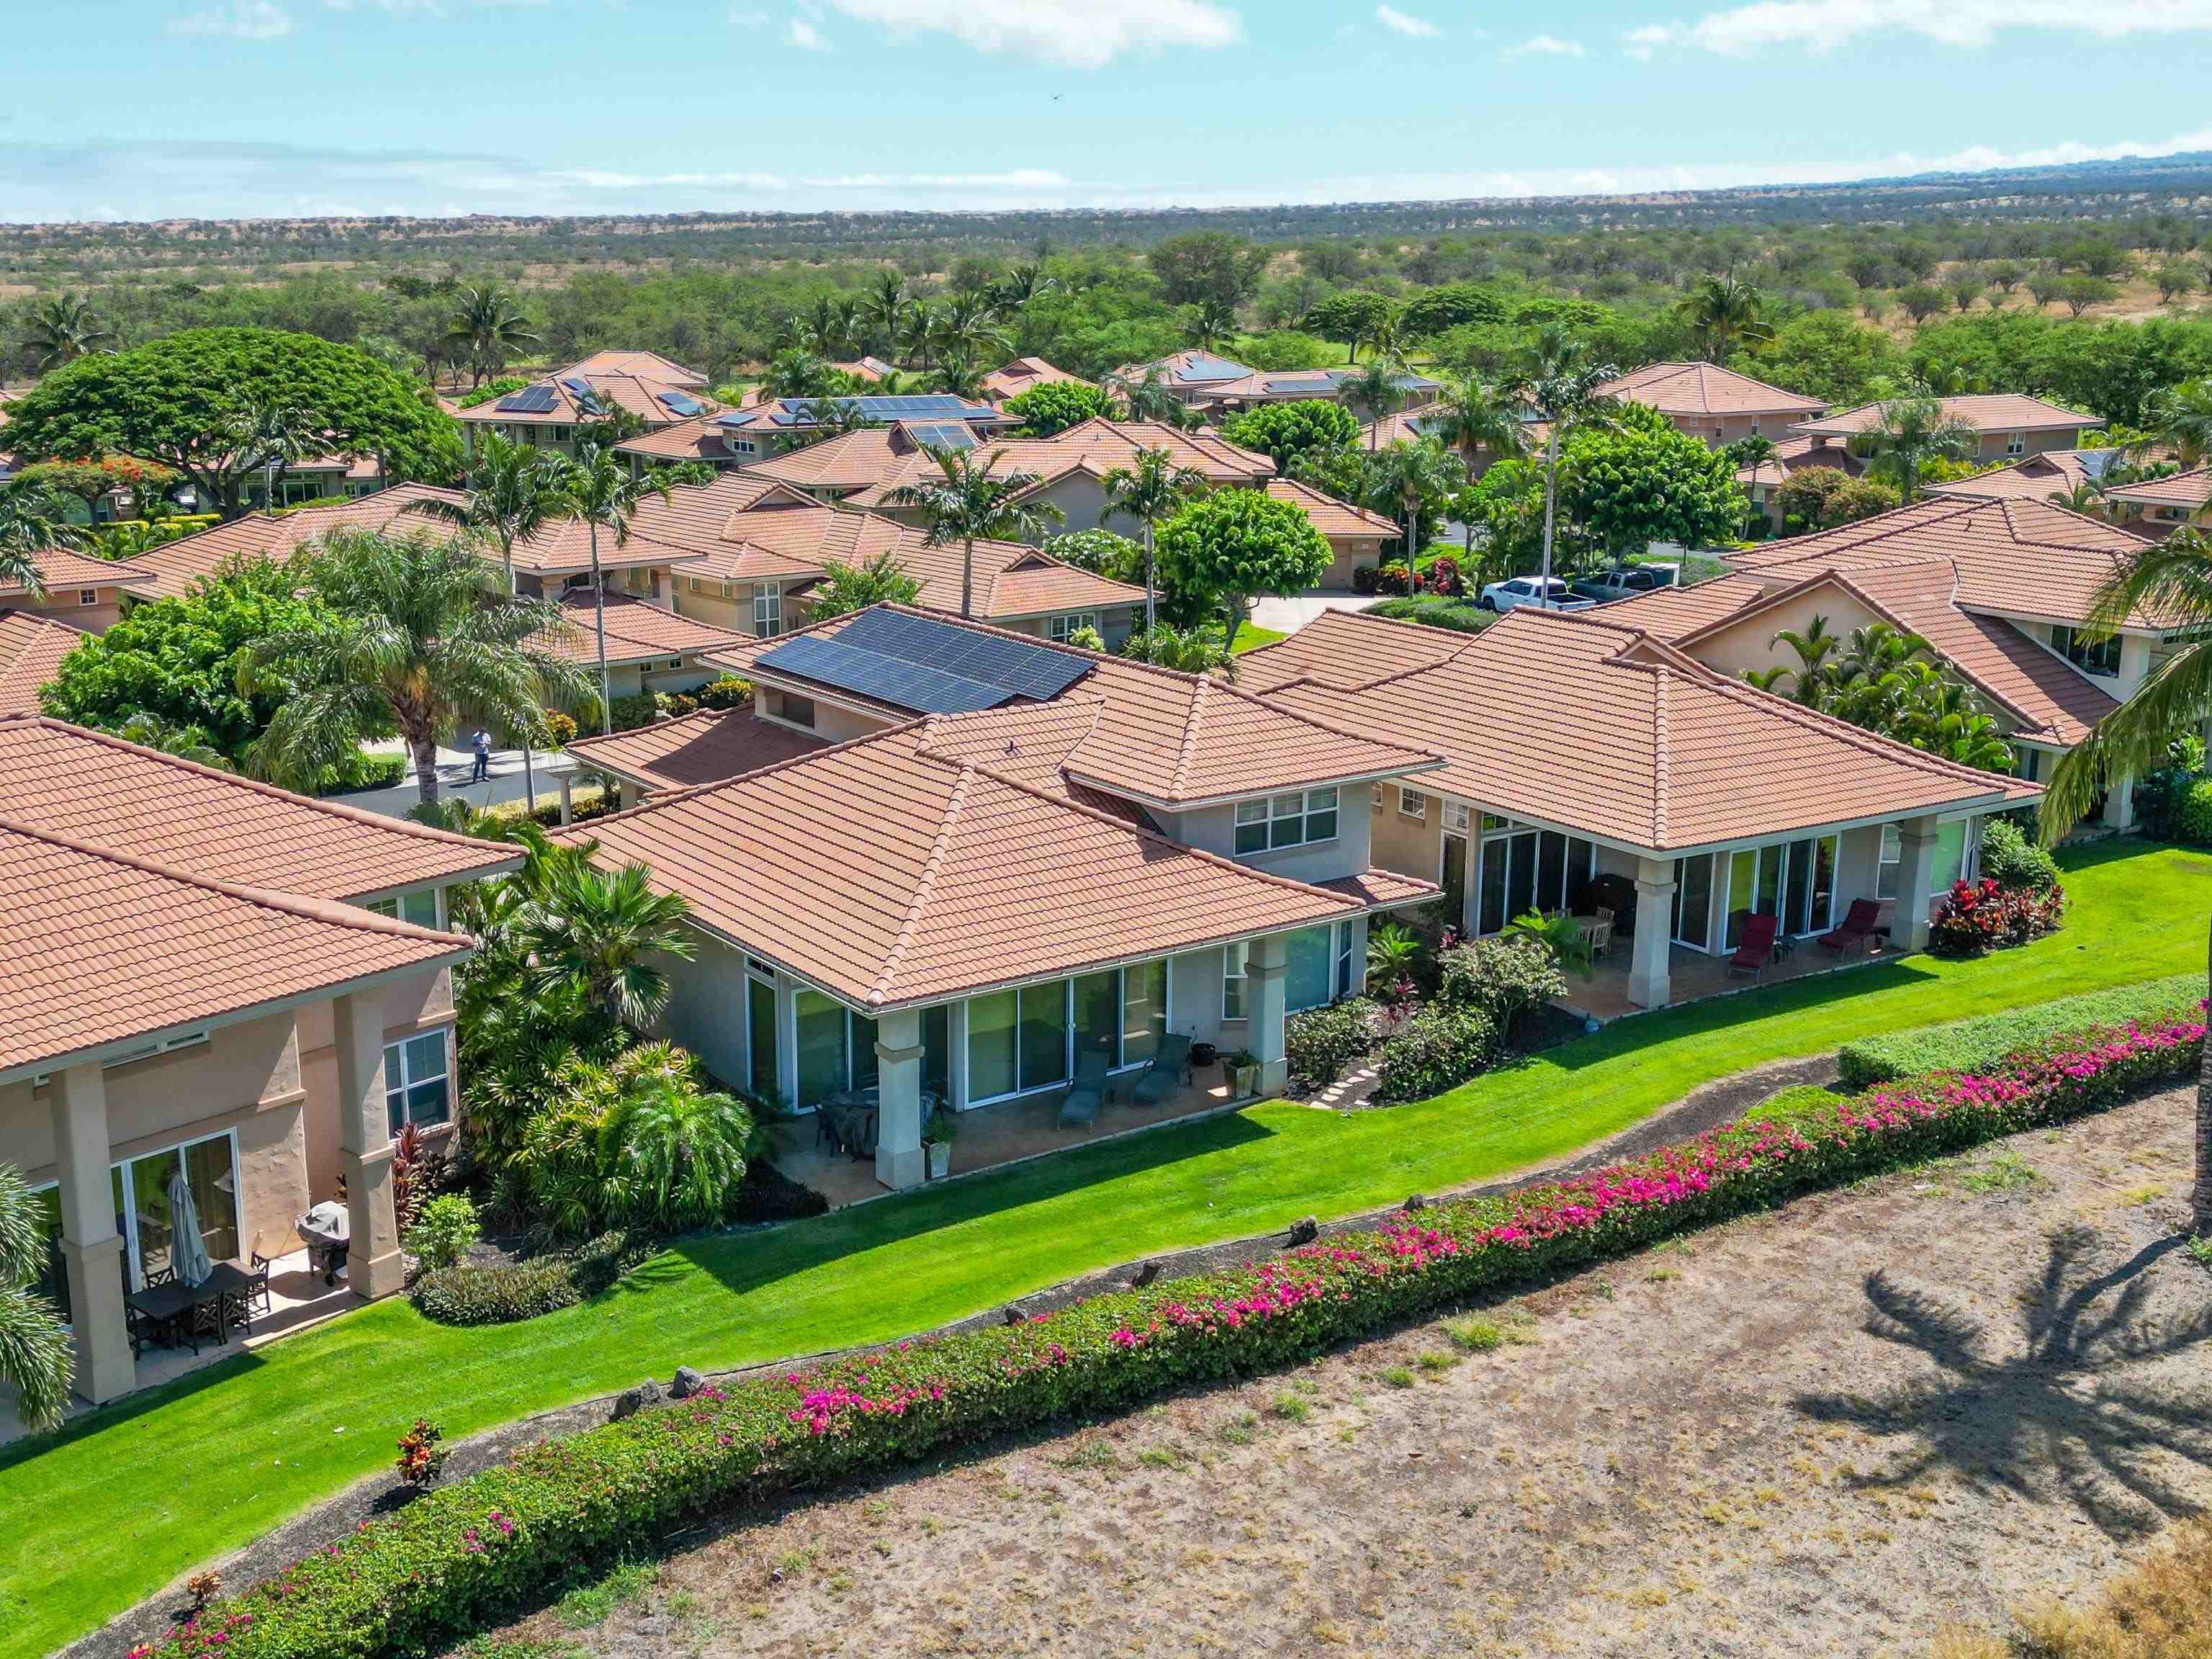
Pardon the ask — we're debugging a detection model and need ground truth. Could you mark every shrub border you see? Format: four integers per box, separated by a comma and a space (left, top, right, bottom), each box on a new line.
143, 1013, 2205, 1659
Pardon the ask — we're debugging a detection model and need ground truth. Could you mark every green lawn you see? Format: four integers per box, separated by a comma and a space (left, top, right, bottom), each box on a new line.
1231, 623, 1288, 655
2, 838, 2204, 1658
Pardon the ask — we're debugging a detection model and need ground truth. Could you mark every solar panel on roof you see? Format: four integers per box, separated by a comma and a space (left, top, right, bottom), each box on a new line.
497, 385, 559, 413
1182, 354, 1251, 382
658, 390, 705, 418
900, 421, 978, 450
837, 608, 1093, 701
559, 376, 606, 416
755, 633, 1017, 715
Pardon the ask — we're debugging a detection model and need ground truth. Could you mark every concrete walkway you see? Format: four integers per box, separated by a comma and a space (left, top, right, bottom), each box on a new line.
1249, 590, 1381, 635
333, 742, 581, 821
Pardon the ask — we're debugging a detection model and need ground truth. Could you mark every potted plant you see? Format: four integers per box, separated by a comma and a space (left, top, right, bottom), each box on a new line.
1223, 1048, 1260, 1097
1190, 1039, 1219, 1070
922, 1110, 956, 1179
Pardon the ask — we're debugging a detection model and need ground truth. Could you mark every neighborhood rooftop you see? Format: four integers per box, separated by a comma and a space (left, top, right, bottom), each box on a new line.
1599, 361, 1827, 418
0, 611, 86, 716
1791, 392, 2103, 438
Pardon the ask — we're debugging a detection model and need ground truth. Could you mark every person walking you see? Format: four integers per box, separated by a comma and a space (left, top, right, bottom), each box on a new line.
469, 728, 493, 784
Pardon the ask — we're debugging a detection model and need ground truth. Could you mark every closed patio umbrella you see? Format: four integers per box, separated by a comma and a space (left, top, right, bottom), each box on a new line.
166, 1169, 213, 1287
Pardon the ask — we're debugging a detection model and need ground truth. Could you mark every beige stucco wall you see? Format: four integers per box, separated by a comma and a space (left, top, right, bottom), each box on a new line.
295, 967, 452, 1200
1681, 585, 1886, 685
1321, 534, 1385, 590
759, 688, 896, 742
23, 587, 125, 632
1369, 783, 1444, 885
658, 929, 755, 1097
1161, 788, 1376, 886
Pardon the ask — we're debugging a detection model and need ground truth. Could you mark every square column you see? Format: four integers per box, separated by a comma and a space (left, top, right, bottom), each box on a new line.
1629, 856, 1676, 1011
1245, 934, 1290, 1096
1894, 816, 1942, 953
873, 1007, 927, 1191
50, 1063, 133, 1406
332, 992, 405, 1301
2100, 775, 2136, 832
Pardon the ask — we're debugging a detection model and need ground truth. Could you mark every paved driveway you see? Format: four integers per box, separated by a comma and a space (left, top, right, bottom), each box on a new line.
1250, 591, 1381, 634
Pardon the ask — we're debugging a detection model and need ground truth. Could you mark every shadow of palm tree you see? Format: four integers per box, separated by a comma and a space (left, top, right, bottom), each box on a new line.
1795, 1225, 2212, 1539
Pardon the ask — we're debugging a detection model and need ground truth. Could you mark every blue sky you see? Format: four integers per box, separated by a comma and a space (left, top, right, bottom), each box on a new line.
11, 0, 2212, 222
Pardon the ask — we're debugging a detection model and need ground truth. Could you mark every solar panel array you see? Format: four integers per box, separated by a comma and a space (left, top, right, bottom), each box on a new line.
497, 385, 559, 414
658, 390, 706, 418
1180, 354, 1251, 382
755, 607, 1093, 714
559, 376, 607, 416
899, 421, 979, 450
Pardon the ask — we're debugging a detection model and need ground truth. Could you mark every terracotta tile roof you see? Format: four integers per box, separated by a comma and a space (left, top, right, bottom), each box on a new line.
1115, 350, 1258, 390
1263, 478, 1396, 539
121, 483, 472, 601
1585, 575, 1773, 637
709, 603, 1438, 807
557, 718, 1422, 1010
2105, 464, 2212, 511
1723, 497, 2167, 628
1359, 410, 1442, 449
981, 357, 1089, 403
735, 426, 909, 491
533, 591, 747, 666
559, 349, 709, 390
1735, 433, 1861, 488
456, 370, 714, 428
0, 542, 156, 602
1923, 452, 2095, 502
1601, 361, 1827, 420
1793, 393, 2102, 439
563, 706, 828, 793
846, 418, 1273, 509
611, 413, 731, 465
0, 814, 469, 1080
1201, 367, 1440, 406
0, 611, 85, 716
0, 716, 518, 901
1244, 608, 2029, 853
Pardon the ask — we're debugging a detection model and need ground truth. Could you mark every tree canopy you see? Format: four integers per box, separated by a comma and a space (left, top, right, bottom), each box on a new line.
1219, 399, 1359, 475
1302, 292, 1395, 361
1560, 400, 1747, 557
1003, 379, 1111, 436
1155, 487, 1331, 658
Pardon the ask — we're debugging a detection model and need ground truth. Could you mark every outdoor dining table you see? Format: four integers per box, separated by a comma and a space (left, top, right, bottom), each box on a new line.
125, 1261, 250, 1355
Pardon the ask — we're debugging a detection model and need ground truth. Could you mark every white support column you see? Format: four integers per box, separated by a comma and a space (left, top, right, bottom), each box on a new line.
1628, 856, 1677, 1011
1894, 816, 1942, 953
1246, 934, 1290, 1096
873, 1007, 927, 1191
2100, 775, 2136, 832
557, 771, 574, 827
50, 1063, 133, 1405
332, 993, 404, 1302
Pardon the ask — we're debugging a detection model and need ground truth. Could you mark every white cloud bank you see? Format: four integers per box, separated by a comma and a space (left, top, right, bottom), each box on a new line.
1628, 0, 2212, 55
167, 0, 293, 37
1510, 33, 1585, 54
1375, 5, 1439, 37
805, 0, 1241, 66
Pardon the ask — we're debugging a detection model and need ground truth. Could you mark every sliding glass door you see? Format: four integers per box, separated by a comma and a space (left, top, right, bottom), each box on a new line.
102, 1132, 240, 1291
1672, 853, 1714, 951
966, 959, 1174, 1106
1474, 821, 1597, 936
1720, 836, 1840, 950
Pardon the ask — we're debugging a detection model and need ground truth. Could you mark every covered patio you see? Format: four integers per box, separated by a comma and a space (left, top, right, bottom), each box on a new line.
1557, 930, 1900, 1024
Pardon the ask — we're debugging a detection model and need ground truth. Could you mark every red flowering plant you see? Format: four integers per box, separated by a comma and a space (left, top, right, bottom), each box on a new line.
1930, 876, 2067, 957
395, 1419, 448, 1490
146, 1013, 2202, 1659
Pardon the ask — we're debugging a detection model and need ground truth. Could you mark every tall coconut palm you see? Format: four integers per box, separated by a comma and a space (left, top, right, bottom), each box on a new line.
884, 446, 1065, 620
1679, 271, 1773, 362
238, 527, 593, 806
932, 292, 1010, 369
446, 284, 539, 389
0, 490, 89, 598
1099, 446, 1210, 634
994, 261, 1057, 312
1107, 366, 1197, 428
20, 292, 113, 372
1182, 295, 1239, 351
2148, 377, 2212, 470
1342, 354, 1408, 451
1516, 325, 1619, 603
516, 855, 696, 1032
1849, 396, 1978, 504
555, 443, 672, 732
219, 395, 320, 515
0, 1163, 71, 1433
932, 353, 988, 401
1370, 438, 1462, 593
1427, 372, 1529, 471
863, 270, 917, 361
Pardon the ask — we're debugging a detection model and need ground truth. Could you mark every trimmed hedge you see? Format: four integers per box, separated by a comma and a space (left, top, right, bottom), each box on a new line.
1284, 997, 1384, 1095
1836, 974, 2200, 1089
408, 1229, 655, 1328
147, 1012, 2204, 1659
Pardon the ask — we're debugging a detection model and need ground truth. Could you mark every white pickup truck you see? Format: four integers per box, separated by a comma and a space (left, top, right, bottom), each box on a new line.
1475, 576, 1596, 614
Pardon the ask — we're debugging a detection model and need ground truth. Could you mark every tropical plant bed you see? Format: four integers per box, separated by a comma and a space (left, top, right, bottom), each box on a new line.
133, 1011, 2204, 1659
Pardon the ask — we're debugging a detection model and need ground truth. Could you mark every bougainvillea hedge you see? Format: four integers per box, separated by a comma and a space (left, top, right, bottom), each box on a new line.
143, 1014, 2206, 1659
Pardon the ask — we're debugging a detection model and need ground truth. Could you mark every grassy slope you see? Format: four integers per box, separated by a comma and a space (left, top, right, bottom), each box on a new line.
1230, 624, 1287, 655
1, 839, 2203, 1655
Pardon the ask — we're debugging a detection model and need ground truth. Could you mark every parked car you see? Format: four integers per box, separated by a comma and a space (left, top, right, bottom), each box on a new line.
1570, 564, 1681, 604
1477, 576, 1596, 613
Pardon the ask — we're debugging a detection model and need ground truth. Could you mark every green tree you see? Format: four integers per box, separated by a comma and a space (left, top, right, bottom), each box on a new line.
1303, 292, 1395, 363
1002, 379, 1111, 436
0, 1163, 71, 1434
810, 549, 921, 618
1341, 354, 1410, 449
1218, 399, 1359, 475
1370, 438, 1464, 588
1849, 395, 1978, 503
884, 446, 1064, 621
19, 292, 113, 372
1679, 271, 1773, 362
9, 457, 181, 521
516, 856, 696, 1031
1148, 230, 1267, 312
1105, 364, 1202, 428
236, 528, 593, 806
554, 443, 671, 730
1750, 310, 1905, 405
0, 490, 89, 597
446, 284, 539, 389
1120, 621, 1223, 671
2148, 378, 2212, 469
1742, 613, 1843, 704
0, 328, 457, 521
1046, 528, 1144, 583
1897, 284, 1949, 323
1517, 325, 1620, 596
1426, 372, 1529, 469
1398, 283, 1506, 339
2056, 274, 2119, 318
1099, 446, 1210, 634
1560, 403, 1748, 558
1155, 488, 1330, 662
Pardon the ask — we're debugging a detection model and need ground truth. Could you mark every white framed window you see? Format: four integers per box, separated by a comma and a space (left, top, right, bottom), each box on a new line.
1370, 782, 1384, 809
1047, 611, 1097, 644
1334, 920, 1355, 999
1222, 940, 1249, 1021
1878, 823, 1901, 900
77, 588, 98, 606
731, 436, 757, 455
383, 1030, 452, 1134
2051, 624, 2121, 678
753, 585, 782, 637
1398, 787, 1426, 819
1233, 786, 1339, 855
367, 890, 440, 929
1442, 801, 1471, 835
2005, 431, 2026, 456
553, 426, 572, 444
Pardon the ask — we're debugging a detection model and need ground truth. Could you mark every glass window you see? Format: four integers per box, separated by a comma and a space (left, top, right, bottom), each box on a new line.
1933, 819, 1969, 891
27, 1184, 65, 1319
753, 586, 782, 638
184, 1136, 239, 1267
1233, 799, 1269, 855
747, 974, 778, 1101
1223, 940, 1249, 1021
1442, 801, 1471, 835
1505, 830, 1538, 923
1673, 853, 1713, 951
2005, 431, 2026, 455
793, 991, 850, 1110
1878, 823, 1902, 900
1440, 831, 1468, 929
1334, 922, 1355, 999
1398, 787, 1426, 819
1017, 982, 1070, 1094
368, 890, 439, 928
2051, 624, 2121, 678
851, 1012, 880, 1092
1725, 847, 1758, 948
1285, 927, 1334, 1012
1121, 959, 1168, 1067
1810, 835, 1838, 933
1073, 969, 1121, 1066
1236, 788, 1337, 854
967, 989, 1019, 1101
1047, 611, 1097, 643
1477, 834, 1508, 935
921, 1005, 952, 1105
1754, 843, 1784, 920
383, 1031, 451, 1134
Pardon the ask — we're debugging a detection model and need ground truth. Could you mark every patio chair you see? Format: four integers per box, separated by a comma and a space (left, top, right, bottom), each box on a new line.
1727, 912, 1781, 979
1061, 1048, 1111, 1130
230, 1254, 273, 1327
1129, 1033, 1194, 1109
1817, 898, 1881, 956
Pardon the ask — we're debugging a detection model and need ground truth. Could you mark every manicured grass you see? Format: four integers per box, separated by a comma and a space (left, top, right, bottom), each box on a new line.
1, 837, 2203, 1659
1230, 624, 1287, 655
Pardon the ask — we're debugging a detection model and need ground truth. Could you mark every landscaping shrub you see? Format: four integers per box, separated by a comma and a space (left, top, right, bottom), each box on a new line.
1437, 933, 1566, 1038
1371, 563, 1411, 595
149, 1012, 2204, 1659
404, 1195, 480, 1272
1835, 973, 2200, 1089
2140, 768, 2212, 845
1978, 816, 2062, 894
1372, 1004, 1501, 1102
529, 710, 579, 750
1285, 997, 1385, 1095
408, 1228, 657, 1327
1422, 554, 1465, 596
1366, 595, 1496, 634
694, 676, 752, 712
1351, 562, 1378, 595
1928, 876, 2065, 957
607, 693, 660, 733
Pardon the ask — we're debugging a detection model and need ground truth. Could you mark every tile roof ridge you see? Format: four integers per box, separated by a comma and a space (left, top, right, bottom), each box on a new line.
1169, 673, 1207, 799
1650, 660, 1670, 847
0, 716, 513, 859
1209, 673, 1439, 763
0, 809, 473, 948
871, 757, 972, 1005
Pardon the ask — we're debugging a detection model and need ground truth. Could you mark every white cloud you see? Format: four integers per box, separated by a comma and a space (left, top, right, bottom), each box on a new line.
803, 168, 1074, 189
806, 0, 1240, 66
1631, 0, 2212, 56
1510, 32, 1584, 54
788, 14, 830, 48
1375, 4, 1438, 37
323, 0, 443, 12
167, 0, 292, 37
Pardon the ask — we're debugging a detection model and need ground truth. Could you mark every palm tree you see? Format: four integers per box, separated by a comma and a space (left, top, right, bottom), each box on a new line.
446, 284, 539, 390
1516, 325, 1620, 603
113, 714, 230, 770
994, 261, 1057, 312
1182, 295, 1239, 350
1370, 438, 1462, 593
516, 855, 696, 1031
554, 443, 672, 732
1850, 396, 1978, 504
1341, 355, 1408, 451
237, 527, 593, 806
1099, 446, 1209, 634
219, 395, 319, 515
1107, 366, 1197, 428
932, 292, 1010, 369
863, 270, 916, 361
1745, 614, 1843, 706
20, 292, 113, 372
405, 429, 575, 806
2147, 378, 2212, 469
0, 1163, 71, 1434
0, 490, 89, 598
2049, 478, 2110, 516
1679, 271, 1773, 362
933, 353, 988, 401
884, 446, 1064, 620
1427, 373, 1528, 471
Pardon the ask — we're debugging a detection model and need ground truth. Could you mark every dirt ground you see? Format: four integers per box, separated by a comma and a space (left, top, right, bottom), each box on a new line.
477, 1088, 2212, 1659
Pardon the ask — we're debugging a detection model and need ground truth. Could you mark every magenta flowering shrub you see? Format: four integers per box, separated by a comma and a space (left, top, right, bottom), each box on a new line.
145, 1015, 2203, 1659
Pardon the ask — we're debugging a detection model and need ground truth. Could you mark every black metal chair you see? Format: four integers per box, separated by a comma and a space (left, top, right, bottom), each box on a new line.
227, 1256, 272, 1329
